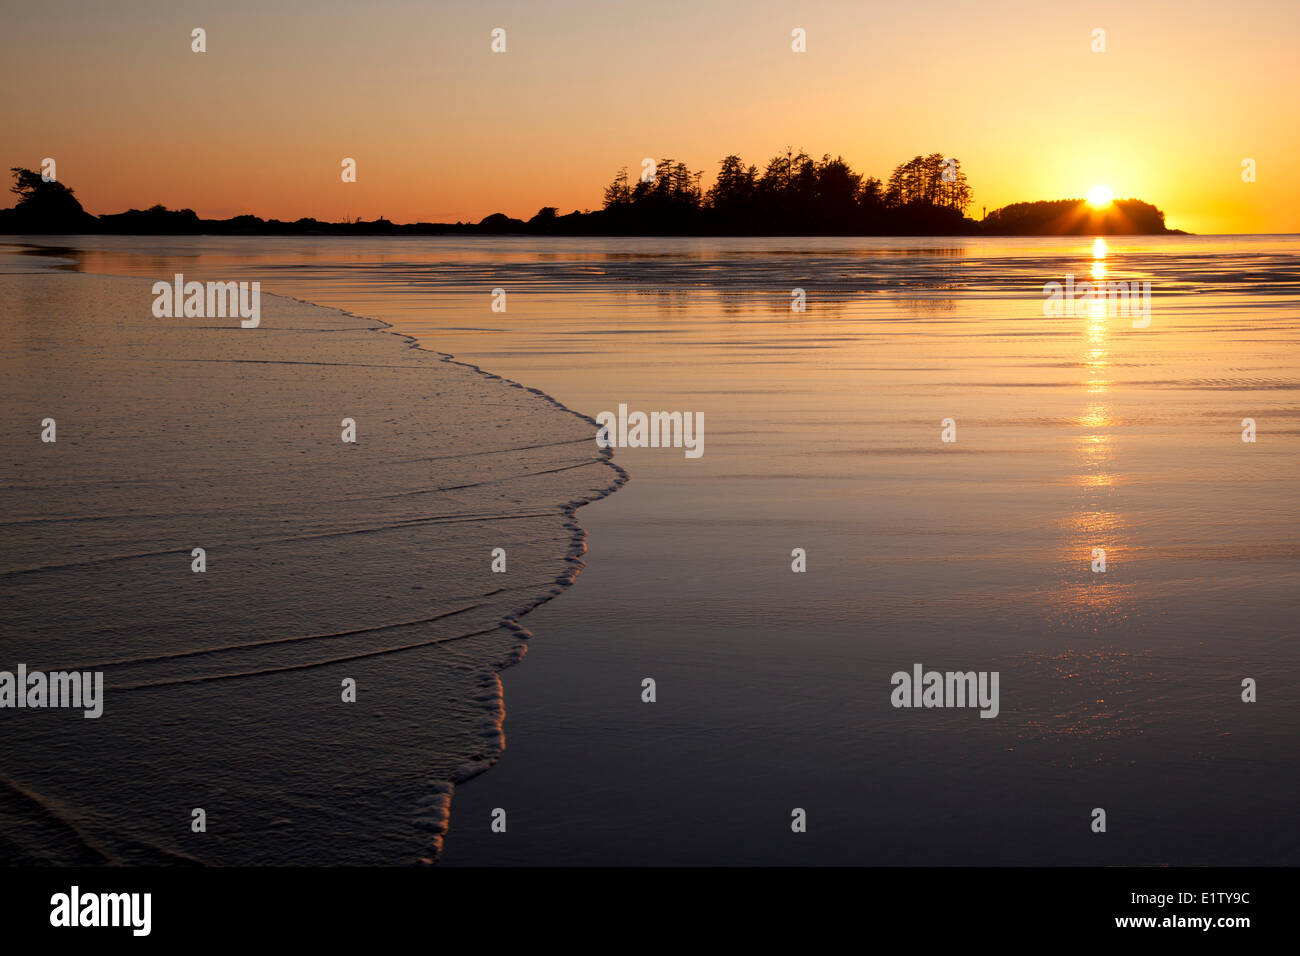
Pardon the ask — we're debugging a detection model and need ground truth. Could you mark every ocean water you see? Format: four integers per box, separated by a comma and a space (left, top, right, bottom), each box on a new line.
0, 266, 622, 864
3, 234, 1298, 865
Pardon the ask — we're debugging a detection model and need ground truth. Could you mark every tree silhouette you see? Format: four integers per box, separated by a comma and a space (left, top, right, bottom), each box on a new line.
598, 149, 979, 234
2, 160, 1175, 236
2, 167, 96, 231
982, 198, 1170, 235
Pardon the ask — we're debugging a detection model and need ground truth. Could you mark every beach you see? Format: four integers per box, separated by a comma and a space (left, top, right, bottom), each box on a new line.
2, 235, 1299, 865
0, 263, 622, 864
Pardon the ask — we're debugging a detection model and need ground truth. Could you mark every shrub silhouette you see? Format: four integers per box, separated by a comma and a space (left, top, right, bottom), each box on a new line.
0, 167, 97, 233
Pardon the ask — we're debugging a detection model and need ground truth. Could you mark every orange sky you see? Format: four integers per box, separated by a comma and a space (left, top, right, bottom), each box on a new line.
3, 0, 1296, 233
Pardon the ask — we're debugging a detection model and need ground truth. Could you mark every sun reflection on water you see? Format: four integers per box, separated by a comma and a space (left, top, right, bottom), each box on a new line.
1051, 237, 1132, 639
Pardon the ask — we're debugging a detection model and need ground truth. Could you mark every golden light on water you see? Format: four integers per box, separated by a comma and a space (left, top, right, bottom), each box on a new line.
1078, 403, 1112, 432
1055, 247, 1130, 638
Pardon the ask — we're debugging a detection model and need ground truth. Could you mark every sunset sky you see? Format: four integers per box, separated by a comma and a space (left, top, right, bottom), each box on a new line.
3, 0, 1296, 234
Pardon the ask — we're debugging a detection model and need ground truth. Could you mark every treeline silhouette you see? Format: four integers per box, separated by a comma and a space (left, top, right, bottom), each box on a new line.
1, 167, 98, 232
982, 198, 1172, 235
1, 158, 1180, 236
596, 151, 976, 235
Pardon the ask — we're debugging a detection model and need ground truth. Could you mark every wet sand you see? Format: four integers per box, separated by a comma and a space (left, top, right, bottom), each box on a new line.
0, 269, 622, 864
5, 235, 1299, 866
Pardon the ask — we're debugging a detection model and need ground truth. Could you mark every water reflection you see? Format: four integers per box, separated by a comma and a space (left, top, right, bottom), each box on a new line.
1056, 238, 1130, 635
1006, 647, 1151, 767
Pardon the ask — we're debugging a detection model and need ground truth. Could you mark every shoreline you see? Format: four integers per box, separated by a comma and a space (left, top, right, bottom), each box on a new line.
4, 235, 1297, 867
0, 263, 625, 864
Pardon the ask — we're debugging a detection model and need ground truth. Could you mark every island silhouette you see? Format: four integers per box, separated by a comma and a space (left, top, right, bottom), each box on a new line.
2, 152, 1182, 237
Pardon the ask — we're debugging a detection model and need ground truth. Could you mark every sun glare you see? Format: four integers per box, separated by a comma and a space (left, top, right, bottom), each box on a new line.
1087, 185, 1115, 208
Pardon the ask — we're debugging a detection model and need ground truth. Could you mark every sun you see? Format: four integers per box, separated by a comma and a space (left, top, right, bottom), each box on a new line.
1087, 185, 1115, 208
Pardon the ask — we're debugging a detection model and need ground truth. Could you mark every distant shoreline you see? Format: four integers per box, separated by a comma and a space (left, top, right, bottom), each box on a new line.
2, 161, 1188, 237
0, 210, 1188, 238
